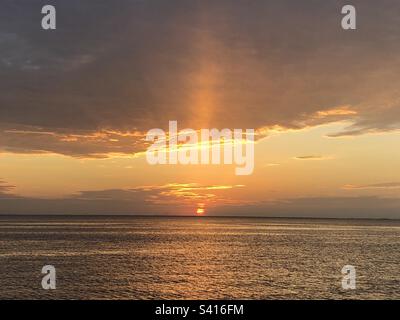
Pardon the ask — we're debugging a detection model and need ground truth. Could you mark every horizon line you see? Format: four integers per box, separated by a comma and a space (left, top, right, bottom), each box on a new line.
0, 214, 398, 221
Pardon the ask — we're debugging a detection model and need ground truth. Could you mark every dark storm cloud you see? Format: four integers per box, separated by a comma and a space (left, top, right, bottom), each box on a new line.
1, 0, 400, 156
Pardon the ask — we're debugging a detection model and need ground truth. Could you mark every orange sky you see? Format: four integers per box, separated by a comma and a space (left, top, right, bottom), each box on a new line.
1, 1, 400, 218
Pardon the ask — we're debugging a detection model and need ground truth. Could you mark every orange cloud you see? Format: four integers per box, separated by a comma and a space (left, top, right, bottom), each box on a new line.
316, 106, 357, 118
293, 155, 332, 161
343, 182, 400, 190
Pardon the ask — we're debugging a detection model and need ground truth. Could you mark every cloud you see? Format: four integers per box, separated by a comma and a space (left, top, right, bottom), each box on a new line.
0, 124, 147, 158
264, 163, 280, 167
209, 196, 400, 219
0, 183, 247, 215
137, 183, 246, 205
1, 189, 399, 219
315, 106, 357, 118
0, 180, 17, 198
0, 179, 398, 218
1, 1, 400, 156
294, 155, 329, 160
343, 182, 400, 190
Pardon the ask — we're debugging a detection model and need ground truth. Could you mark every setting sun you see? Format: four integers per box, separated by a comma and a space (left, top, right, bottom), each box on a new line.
196, 208, 205, 215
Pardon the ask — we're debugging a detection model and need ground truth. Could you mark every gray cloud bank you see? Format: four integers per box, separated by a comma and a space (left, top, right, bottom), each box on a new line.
1, 1, 400, 157
0, 184, 399, 218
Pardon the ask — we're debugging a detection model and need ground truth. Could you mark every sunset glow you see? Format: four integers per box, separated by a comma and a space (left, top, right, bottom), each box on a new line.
0, 1, 399, 219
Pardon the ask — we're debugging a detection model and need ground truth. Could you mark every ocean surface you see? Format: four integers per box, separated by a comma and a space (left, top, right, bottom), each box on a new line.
0, 216, 399, 300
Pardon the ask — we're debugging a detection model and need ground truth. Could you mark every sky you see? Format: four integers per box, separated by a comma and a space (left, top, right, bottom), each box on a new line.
1, 0, 400, 218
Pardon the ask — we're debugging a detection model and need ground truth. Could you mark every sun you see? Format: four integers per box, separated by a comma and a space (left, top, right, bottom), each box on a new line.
196, 208, 205, 215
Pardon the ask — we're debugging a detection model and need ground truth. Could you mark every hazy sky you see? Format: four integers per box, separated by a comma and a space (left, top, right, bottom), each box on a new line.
1, 0, 400, 217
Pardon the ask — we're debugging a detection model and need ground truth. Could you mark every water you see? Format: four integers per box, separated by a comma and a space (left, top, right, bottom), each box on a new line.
0, 216, 399, 300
